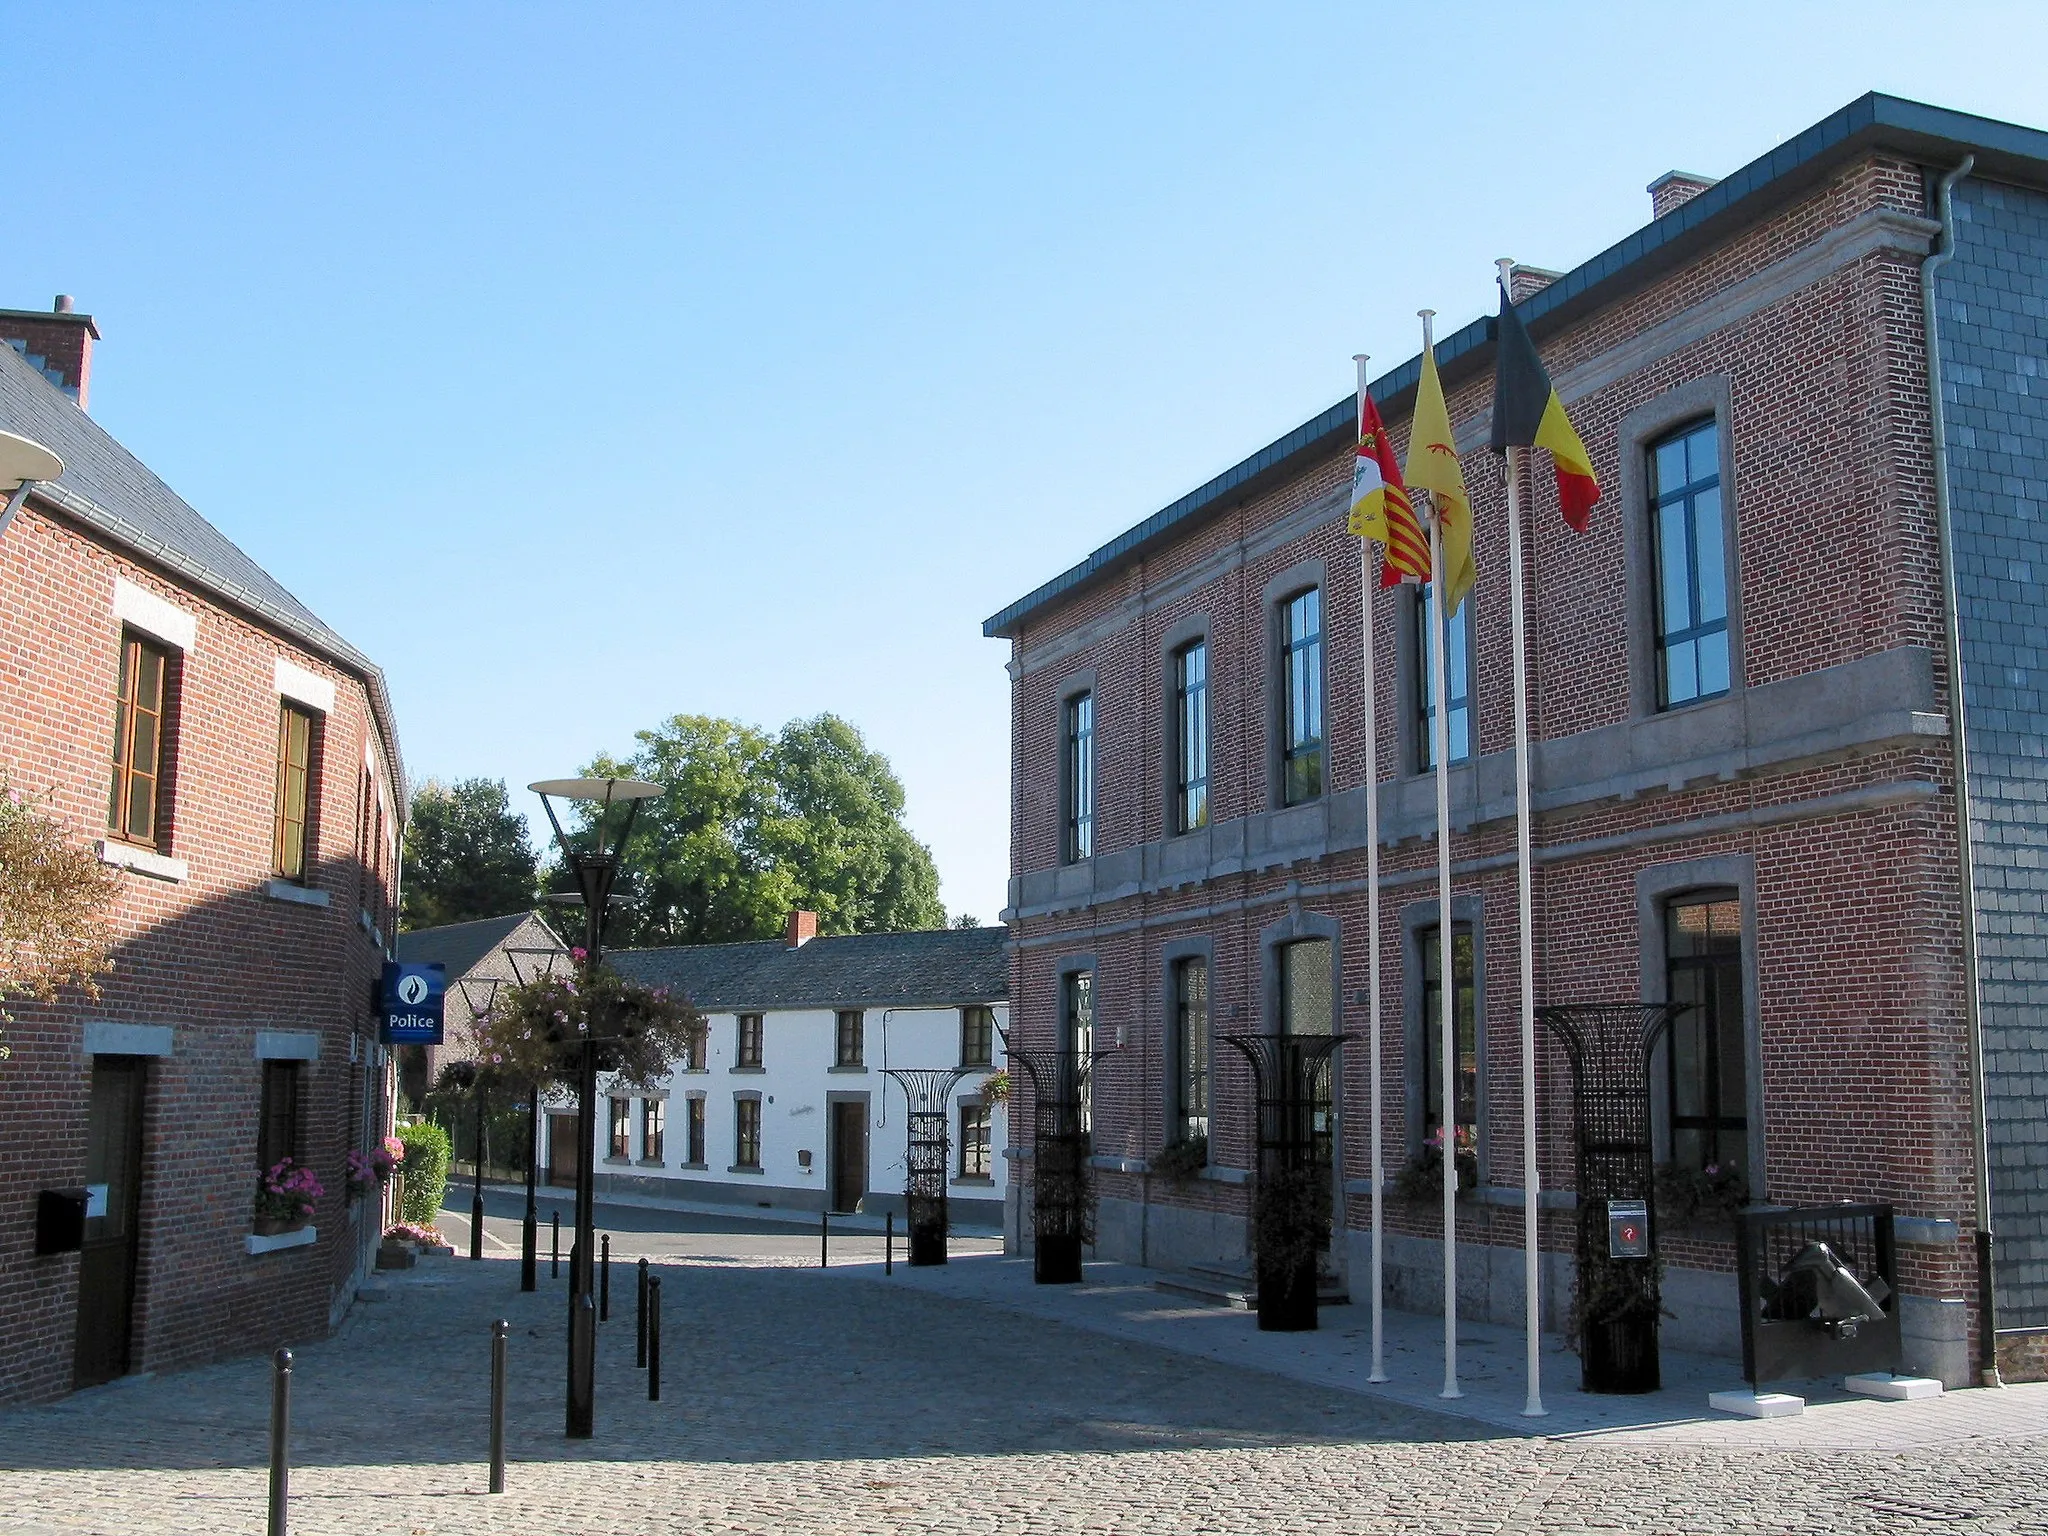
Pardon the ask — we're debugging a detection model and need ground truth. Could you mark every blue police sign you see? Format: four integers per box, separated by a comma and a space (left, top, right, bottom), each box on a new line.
380, 962, 446, 1045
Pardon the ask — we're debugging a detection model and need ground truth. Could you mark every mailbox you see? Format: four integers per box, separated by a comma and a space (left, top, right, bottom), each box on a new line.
35, 1188, 88, 1256
1607, 1198, 1650, 1259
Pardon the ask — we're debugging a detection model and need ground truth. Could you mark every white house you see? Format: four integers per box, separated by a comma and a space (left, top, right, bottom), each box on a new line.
555, 914, 1009, 1227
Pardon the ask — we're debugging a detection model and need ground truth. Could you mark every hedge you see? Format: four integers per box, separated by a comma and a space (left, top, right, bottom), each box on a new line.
397, 1120, 452, 1227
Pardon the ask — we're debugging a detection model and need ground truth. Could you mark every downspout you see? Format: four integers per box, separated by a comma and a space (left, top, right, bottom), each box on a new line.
1920, 153, 2002, 1388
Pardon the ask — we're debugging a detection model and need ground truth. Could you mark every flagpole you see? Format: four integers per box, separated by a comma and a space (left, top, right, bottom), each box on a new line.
1496, 258, 1547, 1419
1419, 308, 1461, 1401
1354, 352, 1389, 1385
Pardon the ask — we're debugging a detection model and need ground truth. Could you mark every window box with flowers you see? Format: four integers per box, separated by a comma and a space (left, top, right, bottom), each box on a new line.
1390, 1126, 1479, 1204
345, 1135, 404, 1202
248, 1159, 323, 1253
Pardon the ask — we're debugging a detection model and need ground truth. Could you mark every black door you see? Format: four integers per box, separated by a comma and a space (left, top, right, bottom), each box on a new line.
548, 1113, 581, 1188
74, 1056, 147, 1388
829, 1101, 867, 1214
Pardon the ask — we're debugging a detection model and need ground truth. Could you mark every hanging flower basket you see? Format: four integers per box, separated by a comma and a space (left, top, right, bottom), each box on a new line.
344, 1135, 405, 1199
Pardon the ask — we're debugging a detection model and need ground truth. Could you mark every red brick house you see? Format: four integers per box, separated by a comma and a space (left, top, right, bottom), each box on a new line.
987, 95, 2048, 1388
0, 300, 405, 1402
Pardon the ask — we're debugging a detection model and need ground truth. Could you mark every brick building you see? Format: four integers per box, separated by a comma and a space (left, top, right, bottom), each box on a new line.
986, 95, 2048, 1388
0, 300, 405, 1403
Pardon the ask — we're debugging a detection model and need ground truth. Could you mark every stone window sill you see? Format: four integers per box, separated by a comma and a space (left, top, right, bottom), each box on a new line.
98, 839, 187, 883
731, 1065, 766, 1074
246, 1226, 317, 1256
636, 1157, 665, 1167
603, 1156, 632, 1165
827, 1064, 868, 1074
265, 878, 329, 907
728, 1163, 763, 1175
952, 1176, 995, 1187
676, 1161, 708, 1171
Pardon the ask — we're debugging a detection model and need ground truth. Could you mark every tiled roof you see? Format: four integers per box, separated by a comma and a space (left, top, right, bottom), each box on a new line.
611, 926, 1008, 1012
0, 338, 406, 799
395, 912, 564, 979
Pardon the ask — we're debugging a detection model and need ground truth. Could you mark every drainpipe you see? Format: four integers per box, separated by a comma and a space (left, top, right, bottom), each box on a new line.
1921, 153, 2002, 1388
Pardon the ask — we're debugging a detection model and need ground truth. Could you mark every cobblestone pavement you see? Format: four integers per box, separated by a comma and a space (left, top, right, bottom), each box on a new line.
1, 1251, 2044, 1536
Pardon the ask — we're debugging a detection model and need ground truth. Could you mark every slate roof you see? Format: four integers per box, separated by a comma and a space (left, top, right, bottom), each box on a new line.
611, 926, 1008, 1012
0, 335, 406, 798
395, 912, 564, 979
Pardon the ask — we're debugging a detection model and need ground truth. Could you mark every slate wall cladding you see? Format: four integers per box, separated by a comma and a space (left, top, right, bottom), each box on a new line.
1938, 175, 2048, 1329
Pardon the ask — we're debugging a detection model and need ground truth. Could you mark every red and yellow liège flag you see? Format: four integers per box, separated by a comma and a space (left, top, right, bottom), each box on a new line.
1348, 387, 1431, 587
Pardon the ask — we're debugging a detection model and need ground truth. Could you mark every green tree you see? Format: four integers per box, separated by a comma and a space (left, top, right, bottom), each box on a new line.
401, 778, 540, 931
578, 712, 943, 947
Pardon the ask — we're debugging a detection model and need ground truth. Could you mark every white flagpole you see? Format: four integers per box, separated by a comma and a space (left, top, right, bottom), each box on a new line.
1354, 352, 1389, 1385
1420, 308, 1461, 1401
1496, 258, 1547, 1420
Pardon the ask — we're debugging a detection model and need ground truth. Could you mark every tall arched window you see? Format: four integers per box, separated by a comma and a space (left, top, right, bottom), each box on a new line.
1664, 892, 1746, 1172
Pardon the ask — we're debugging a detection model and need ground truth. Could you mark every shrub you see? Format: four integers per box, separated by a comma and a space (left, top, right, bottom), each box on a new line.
398, 1120, 452, 1226
1150, 1134, 1207, 1182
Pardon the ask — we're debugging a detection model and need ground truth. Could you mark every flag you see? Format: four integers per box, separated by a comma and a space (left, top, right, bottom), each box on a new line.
1403, 343, 1475, 616
1490, 283, 1600, 531
1348, 388, 1432, 587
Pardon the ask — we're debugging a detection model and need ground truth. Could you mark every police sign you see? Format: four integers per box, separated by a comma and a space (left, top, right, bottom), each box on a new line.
380, 962, 446, 1045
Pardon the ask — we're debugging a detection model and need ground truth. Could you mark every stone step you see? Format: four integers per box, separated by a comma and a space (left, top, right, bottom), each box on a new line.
1155, 1263, 1349, 1309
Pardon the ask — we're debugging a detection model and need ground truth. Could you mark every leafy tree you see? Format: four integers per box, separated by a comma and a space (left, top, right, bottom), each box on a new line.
576, 712, 943, 947
0, 776, 118, 1059
951, 912, 983, 929
401, 778, 540, 931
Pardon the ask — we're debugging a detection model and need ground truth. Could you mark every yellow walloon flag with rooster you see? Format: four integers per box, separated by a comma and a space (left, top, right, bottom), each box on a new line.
1402, 343, 1474, 615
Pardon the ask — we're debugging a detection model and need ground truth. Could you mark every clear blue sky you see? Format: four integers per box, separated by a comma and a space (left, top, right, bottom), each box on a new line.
7, 3, 2046, 924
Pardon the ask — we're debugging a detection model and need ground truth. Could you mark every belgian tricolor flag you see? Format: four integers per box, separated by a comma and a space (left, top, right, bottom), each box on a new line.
1489, 284, 1600, 531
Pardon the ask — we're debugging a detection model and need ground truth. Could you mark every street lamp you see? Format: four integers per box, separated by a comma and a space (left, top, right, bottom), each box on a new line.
0, 430, 64, 541
505, 946, 569, 1293
441, 1057, 488, 1262
529, 775, 662, 1441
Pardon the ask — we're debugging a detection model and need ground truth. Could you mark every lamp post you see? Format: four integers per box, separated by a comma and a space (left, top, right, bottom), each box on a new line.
0, 429, 64, 543
442, 1058, 488, 1262
529, 776, 662, 1440
505, 946, 568, 1292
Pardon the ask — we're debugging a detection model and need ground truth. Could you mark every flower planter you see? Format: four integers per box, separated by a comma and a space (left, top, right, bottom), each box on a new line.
252, 1214, 308, 1238
1582, 1313, 1660, 1394
1255, 1255, 1319, 1332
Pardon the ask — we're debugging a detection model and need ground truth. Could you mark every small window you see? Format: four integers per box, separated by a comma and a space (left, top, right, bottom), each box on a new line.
257, 1061, 302, 1172
736, 1013, 764, 1068
835, 1009, 865, 1068
683, 1019, 707, 1072
108, 631, 171, 847
1651, 419, 1730, 709
1419, 925, 1478, 1147
1414, 582, 1472, 771
609, 1096, 631, 1159
1064, 692, 1095, 862
685, 1096, 706, 1165
1172, 957, 1209, 1141
1062, 970, 1094, 1132
1280, 588, 1324, 805
960, 1005, 994, 1069
1174, 640, 1210, 832
273, 703, 316, 881
641, 1098, 664, 1163
959, 1101, 992, 1178
734, 1097, 761, 1169
1665, 894, 1747, 1172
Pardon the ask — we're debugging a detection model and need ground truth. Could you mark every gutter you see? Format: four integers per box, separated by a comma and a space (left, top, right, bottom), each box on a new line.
1920, 153, 2002, 1388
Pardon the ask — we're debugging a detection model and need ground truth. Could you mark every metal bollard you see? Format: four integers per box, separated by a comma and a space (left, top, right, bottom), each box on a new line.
820, 1210, 828, 1268
488, 1319, 508, 1494
885, 1211, 893, 1275
268, 1348, 292, 1536
567, 1293, 595, 1438
636, 1257, 648, 1368
551, 1210, 560, 1278
648, 1275, 661, 1401
600, 1234, 611, 1322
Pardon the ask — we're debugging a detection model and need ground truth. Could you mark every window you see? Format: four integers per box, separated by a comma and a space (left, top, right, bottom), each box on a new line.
736, 1013, 763, 1068
273, 703, 316, 881
641, 1098, 665, 1163
1414, 582, 1471, 770
108, 632, 170, 846
1419, 925, 1477, 1146
960, 1005, 994, 1068
1665, 894, 1747, 1172
1062, 969, 1094, 1132
1174, 640, 1210, 832
1280, 587, 1324, 805
685, 1096, 706, 1165
257, 1061, 302, 1171
1064, 691, 1094, 862
1650, 419, 1729, 708
835, 1009, 865, 1068
1172, 957, 1210, 1141
959, 1101, 992, 1178
1280, 939, 1334, 1164
609, 1095, 631, 1159
734, 1097, 761, 1169
683, 1019, 707, 1072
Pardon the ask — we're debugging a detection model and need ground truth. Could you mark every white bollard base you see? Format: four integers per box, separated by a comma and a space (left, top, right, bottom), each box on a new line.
1844, 1372, 1944, 1400
1708, 1388, 1805, 1418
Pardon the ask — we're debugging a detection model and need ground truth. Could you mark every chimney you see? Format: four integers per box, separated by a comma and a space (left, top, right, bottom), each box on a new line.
1507, 264, 1563, 304
1648, 171, 1719, 220
0, 296, 99, 409
785, 909, 818, 949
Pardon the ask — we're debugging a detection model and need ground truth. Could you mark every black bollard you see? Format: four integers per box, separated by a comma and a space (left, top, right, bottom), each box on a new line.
567, 1293, 595, 1438
268, 1348, 292, 1536
551, 1210, 560, 1278
885, 1211, 893, 1275
648, 1275, 662, 1402
600, 1234, 611, 1322
820, 1209, 828, 1268
488, 1319, 508, 1494
636, 1257, 648, 1368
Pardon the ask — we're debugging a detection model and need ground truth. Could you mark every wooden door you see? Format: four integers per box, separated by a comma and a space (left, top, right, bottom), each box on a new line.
74, 1057, 147, 1388
829, 1101, 867, 1214
548, 1113, 580, 1188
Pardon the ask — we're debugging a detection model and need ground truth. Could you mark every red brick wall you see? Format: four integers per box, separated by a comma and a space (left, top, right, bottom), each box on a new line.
0, 499, 400, 1404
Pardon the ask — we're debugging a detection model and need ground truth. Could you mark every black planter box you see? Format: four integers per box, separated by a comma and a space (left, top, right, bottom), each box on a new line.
1583, 1313, 1660, 1393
